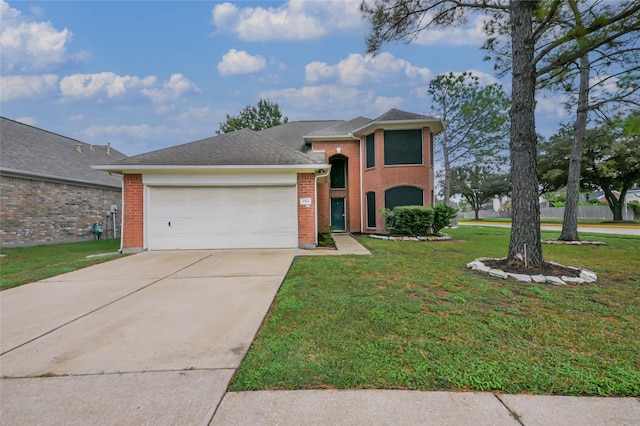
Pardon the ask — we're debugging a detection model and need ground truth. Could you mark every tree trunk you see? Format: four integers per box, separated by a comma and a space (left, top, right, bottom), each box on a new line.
560, 53, 590, 241
604, 186, 628, 220
508, 1, 543, 265
441, 99, 451, 205
474, 207, 480, 220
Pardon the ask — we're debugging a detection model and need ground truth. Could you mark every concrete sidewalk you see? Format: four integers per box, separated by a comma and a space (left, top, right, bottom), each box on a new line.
297, 233, 371, 256
458, 221, 640, 236
212, 390, 640, 425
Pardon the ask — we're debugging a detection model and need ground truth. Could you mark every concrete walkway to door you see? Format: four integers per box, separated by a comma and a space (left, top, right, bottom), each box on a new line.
0, 249, 296, 425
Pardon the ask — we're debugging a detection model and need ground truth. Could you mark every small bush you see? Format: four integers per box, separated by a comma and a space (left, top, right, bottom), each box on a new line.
381, 205, 434, 235
432, 203, 458, 234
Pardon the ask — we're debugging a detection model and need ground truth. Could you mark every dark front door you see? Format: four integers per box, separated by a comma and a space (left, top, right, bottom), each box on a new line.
330, 198, 346, 231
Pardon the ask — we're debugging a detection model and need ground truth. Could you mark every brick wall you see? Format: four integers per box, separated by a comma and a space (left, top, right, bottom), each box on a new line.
297, 173, 316, 247
0, 175, 122, 247
362, 127, 435, 234
122, 174, 144, 251
312, 140, 362, 233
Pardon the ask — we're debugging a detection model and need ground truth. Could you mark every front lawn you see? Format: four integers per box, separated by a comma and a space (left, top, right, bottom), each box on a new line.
231, 227, 640, 396
0, 239, 124, 290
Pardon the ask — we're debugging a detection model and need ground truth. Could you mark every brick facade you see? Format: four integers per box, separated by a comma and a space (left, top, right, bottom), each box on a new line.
0, 175, 121, 247
122, 174, 144, 251
310, 127, 435, 235
313, 140, 362, 233
362, 127, 435, 233
297, 173, 317, 247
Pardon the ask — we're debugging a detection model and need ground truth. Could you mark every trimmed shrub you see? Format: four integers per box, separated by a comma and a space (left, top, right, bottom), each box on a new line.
381, 205, 434, 235
432, 203, 458, 234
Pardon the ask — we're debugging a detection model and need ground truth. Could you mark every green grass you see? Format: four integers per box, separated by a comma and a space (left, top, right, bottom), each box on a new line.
458, 217, 640, 225
230, 227, 640, 396
0, 239, 124, 290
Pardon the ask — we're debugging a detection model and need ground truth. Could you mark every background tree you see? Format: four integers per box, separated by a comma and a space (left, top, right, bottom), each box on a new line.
362, 0, 640, 265
449, 162, 511, 220
538, 113, 640, 220
428, 71, 510, 204
218, 98, 288, 134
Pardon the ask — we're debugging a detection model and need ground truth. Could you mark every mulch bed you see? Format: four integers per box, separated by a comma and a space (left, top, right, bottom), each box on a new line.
482, 259, 580, 277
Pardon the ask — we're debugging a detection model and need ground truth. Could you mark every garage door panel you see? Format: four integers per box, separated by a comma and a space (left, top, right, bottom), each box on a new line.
147, 187, 298, 250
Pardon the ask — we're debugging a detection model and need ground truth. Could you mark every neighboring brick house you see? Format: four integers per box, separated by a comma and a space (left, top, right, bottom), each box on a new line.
96, 109, 443, 251
0, 117, 127, 247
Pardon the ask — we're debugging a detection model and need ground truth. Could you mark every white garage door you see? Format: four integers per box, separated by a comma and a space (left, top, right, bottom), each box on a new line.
147, 186, 298, 250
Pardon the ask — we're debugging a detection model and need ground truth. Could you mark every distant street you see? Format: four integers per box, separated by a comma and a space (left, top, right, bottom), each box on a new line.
458, 221, 640, 236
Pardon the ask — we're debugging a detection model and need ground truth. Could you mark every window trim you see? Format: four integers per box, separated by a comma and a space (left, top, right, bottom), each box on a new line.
384, 185, 425, 210
365, 133, 375, 169
383, 129, 424, 166
366, 191, 376, 229
330, 157, 347, 190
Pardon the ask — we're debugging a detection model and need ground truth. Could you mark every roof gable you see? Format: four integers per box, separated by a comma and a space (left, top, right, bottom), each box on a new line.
353, 108, 445, 136
0, 117, 127, 188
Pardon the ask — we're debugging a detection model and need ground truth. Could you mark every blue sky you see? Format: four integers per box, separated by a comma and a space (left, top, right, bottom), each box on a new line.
1, 0, 568, 156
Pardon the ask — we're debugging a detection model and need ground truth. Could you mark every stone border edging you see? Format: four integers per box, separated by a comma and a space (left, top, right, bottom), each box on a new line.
467, 258, 598, 285
369, 234, 452, 242
542, 239, 606, 245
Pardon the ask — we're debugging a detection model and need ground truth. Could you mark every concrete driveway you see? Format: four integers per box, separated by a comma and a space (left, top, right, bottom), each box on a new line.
1, 249, 295, 425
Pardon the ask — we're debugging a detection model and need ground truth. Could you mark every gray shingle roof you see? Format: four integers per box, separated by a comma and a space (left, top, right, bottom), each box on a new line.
257, 120, 343, 152
305, 117, 372, 138
0, 117, 126, 188
108, 128, 324, 167
372, 109, 439, 122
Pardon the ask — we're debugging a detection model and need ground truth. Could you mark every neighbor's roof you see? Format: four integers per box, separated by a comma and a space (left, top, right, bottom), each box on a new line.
0, 117, 127, 189
257, 120, 343, 151
100, 128, 326, 172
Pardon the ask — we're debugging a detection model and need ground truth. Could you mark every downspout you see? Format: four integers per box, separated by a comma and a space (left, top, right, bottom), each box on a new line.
359, 135, 364, 233
119, 175, 124, 253
314, 168, 331, 245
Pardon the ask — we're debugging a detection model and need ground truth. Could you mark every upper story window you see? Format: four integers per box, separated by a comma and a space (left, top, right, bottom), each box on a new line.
365, 133, 375, 168
384, 129, 423, 166
330, 157, 346, 189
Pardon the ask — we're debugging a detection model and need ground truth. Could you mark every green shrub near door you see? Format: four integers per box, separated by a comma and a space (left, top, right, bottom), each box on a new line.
381, 205, 434, 235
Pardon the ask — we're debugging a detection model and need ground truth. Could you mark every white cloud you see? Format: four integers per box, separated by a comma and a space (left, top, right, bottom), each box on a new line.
260, 85, 377, 119
305, 52, 432, 86
212, 0, 362, 41
142, 73, 201, 103
16, 116, 37, 126
536, 94, 570, 119
218, 49, 266, 76
0, 74, 58, 101
60, 72, 156, 100
413, 14, 489, 46
0, 0, 88, 72
175, 107, 215, 121
372, 96, 405, 113
69, 114, 83, 122
78, 123, 172, 140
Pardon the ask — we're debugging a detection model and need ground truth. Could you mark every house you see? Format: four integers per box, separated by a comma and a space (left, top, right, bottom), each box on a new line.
96, 109, 444, 251
0, 117, 127, 247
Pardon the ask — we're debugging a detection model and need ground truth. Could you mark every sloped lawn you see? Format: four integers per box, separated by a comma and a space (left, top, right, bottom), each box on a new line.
230, 227, 640, 396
